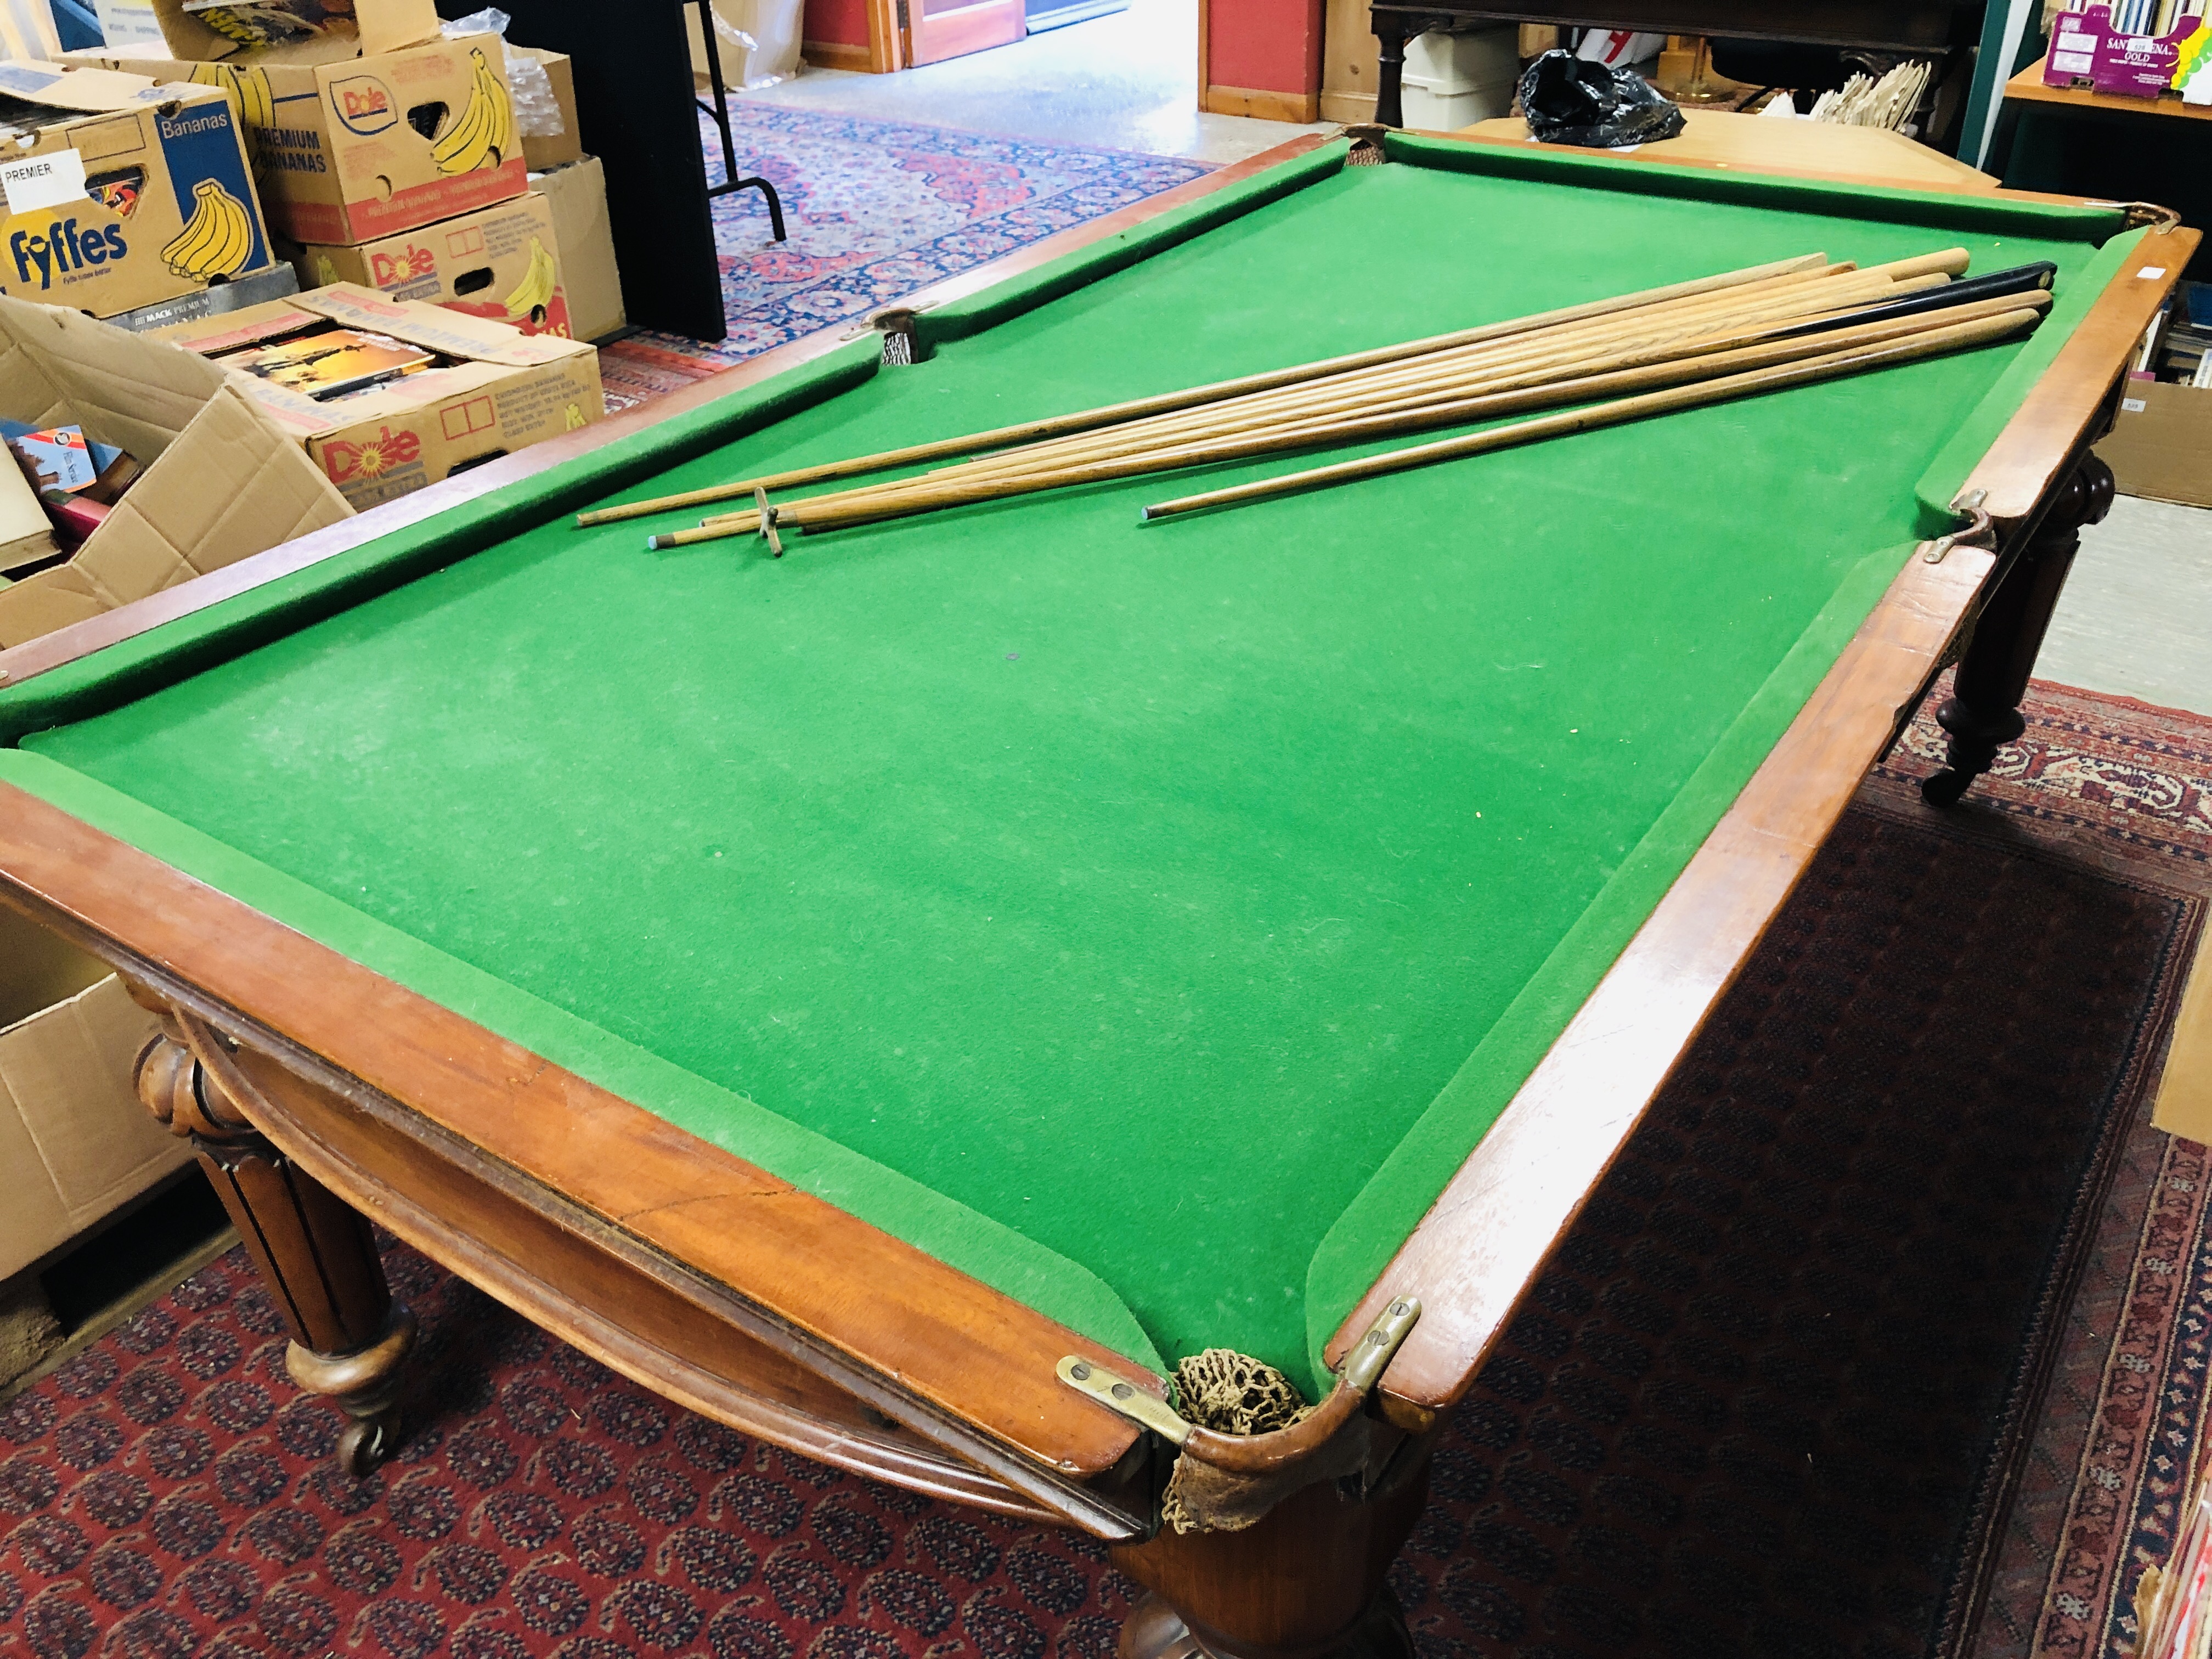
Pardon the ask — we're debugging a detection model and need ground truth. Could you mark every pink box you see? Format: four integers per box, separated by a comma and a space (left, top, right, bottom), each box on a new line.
2045, 4, 2200, 99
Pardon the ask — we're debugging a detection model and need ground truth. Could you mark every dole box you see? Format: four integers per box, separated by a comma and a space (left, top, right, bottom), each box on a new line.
154, 281, 602, 510
0, 65, 274, 318
299, 189, 570, 338
69, 0, 527, 246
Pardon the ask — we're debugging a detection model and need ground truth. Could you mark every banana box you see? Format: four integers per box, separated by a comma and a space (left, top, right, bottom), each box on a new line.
152, 281, 601, 510
0, 66, 274, 319
298, 190, 571, 338
67, 28, 528, 247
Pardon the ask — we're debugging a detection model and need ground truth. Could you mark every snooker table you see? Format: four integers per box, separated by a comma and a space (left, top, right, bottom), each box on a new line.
0, 129, 2192, 1656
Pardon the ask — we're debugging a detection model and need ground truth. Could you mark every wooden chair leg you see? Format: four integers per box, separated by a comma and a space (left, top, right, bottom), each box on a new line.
129, 995, 415, 1477
1921, 451, 2115, 808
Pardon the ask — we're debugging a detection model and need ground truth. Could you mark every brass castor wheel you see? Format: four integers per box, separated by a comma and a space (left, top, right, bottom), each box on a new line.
336, 1406, 401, 1479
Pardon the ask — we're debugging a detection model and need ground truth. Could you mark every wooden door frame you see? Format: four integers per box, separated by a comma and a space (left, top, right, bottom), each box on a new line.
801, 0, 906, 72
905, 0, 1028, 67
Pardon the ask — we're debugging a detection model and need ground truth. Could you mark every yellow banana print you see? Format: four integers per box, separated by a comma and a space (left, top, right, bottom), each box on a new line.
234, 66, 276, 129
195, 9, 266, 48
431, 49, 517, 175
187, 63, 276, 131
501, 237, 558, 320
161, 180, 255, 281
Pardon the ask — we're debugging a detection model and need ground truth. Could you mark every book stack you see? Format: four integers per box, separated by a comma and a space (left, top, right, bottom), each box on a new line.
2133, 281, 2212, 386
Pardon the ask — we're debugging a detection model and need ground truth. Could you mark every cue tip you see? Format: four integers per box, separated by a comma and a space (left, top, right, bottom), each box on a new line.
646, 534, 668, 550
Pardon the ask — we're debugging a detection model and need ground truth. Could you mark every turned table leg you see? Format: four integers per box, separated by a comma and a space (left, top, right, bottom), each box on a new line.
1921, 452, 2115, 809
129, 991, 415, 1476
1373, 16, 1410, 129
1111, 1455, 1429, 1659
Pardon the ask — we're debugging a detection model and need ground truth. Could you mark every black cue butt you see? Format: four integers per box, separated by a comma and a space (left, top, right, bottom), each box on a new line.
1773, 262, 2061, 341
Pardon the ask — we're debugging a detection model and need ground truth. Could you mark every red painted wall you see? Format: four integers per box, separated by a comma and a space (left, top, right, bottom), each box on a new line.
803, 0, 871, 46
1206, 0, 1324, 94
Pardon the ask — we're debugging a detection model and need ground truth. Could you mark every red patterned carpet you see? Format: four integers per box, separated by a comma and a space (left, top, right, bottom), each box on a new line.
1, 678, 2206, 1659
1926, 685, 2212, 1659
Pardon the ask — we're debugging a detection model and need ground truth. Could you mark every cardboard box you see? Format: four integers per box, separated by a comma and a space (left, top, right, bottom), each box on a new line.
531, 156, 622, 342
0, 66, 276, 319
2100, 380, 2212, 509
0, 290, 353, 647
686, 0, 802, 89
142, 0, 444, 67
0, 906, 184, 1285
300, 189, 571, 337
157, 281, 602, 509
71, 0, 529, 246
516, 47, 580, 173
108, 256, 297, 332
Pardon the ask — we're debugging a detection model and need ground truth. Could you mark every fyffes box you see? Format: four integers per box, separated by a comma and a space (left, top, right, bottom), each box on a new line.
300, 189, 571, 337
0, 67, 274, 317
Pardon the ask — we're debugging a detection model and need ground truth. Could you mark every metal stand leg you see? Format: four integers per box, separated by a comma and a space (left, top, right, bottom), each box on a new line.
692, 0, 788, 241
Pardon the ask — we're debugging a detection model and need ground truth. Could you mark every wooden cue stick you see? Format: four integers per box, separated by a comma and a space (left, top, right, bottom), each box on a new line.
688, 261, 1891, 530
1860, 249, 1972, 282
873, 272, 1955, 490
684, 294, 1999, 546
872, 273, 1929, 483
696, 266, 1947, 529
929, 280, 2025, 497
1138, 310, 2034, 523
652, 303, 2038, 548
577, 252, 1843, 527
814, 304, 2040, 530
698, 270, 1958, 529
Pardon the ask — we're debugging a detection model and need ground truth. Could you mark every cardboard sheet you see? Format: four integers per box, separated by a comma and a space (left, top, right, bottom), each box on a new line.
0, 290, 352, 647
0, 906, 182, 1283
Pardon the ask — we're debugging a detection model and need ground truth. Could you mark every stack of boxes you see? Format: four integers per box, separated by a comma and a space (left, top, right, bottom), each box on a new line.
57, 0, 619, 510
75, 0, 589, 339
0, 0, 633, 1310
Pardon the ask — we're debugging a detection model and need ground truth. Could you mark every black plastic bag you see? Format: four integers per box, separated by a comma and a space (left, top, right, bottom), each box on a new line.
1517, 49, 1686, 148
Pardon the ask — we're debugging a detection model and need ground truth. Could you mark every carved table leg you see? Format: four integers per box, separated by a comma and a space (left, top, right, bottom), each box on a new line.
1921, 453, 2115, 808
1111, 1456, 1428, 1659
129, 992, 415, 1477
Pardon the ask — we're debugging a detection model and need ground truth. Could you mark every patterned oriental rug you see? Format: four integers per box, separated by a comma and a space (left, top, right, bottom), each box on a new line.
1951, 686, 2212, 1659
594, 109, 1212, 409
0, 679, 2206, 1659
